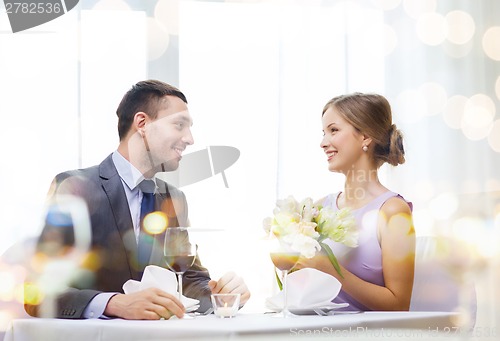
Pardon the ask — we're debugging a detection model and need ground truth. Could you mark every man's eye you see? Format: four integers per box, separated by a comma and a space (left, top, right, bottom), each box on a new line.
176, 122, 184, 129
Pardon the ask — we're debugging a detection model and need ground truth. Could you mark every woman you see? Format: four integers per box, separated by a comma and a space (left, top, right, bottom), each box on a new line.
296, 93, 415, 311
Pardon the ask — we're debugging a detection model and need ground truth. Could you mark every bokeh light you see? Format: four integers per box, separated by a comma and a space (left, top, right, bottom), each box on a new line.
445, 10, 475, 45
14, 283, 25, 304
403, 0, 436, 19
412, 209, 435, 236
23, 282, 43, 306
416, 13, 447, 46
0, 271, 15, 301
147, 18, 170, 61
154, 0, 180, 36
80, 251, 102, 272
482, 26, 500, 61
487, 119, 500, 153
428, 193, 459, 221
461, 94, 495, 141
418, 82, 447, 116
370, 0, 401, 11
144, 212, 169, 235
443, 95, 467, 129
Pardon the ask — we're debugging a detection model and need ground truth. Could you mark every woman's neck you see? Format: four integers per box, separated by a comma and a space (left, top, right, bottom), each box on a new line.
339, 167, 385, 209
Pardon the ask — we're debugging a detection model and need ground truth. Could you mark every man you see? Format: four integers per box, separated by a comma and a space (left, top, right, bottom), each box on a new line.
25, 80, 250, 320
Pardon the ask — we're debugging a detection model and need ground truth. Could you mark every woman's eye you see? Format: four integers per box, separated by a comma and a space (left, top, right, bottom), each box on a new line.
330, 128, 338, 133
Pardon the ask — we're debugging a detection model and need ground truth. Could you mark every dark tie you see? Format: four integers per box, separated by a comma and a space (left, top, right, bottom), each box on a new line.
138, 180, 156, 268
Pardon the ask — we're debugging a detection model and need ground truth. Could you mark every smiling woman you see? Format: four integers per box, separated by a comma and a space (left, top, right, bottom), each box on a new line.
293, 93, 415, 312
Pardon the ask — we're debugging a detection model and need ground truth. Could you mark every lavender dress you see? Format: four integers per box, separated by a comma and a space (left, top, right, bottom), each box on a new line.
321, 191, 412, 311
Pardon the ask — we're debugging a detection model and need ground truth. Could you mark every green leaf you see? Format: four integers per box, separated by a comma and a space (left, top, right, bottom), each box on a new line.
320, 241, 344, 279
275, 269, 283, 290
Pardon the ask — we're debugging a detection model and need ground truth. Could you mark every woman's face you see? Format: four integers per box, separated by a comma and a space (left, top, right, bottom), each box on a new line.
320, 106, 366, 173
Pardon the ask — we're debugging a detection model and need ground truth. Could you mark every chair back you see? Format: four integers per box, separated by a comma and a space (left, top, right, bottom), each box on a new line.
410, 236, 477, 327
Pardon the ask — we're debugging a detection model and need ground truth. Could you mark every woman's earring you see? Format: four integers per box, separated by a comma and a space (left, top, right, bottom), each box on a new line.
362, 145, 368, 152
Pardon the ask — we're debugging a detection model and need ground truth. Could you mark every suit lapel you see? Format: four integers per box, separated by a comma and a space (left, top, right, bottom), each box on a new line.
99, 155, 139, 278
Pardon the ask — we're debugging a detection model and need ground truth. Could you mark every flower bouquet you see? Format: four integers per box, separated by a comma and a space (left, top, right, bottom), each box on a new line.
263, 196, 358, 285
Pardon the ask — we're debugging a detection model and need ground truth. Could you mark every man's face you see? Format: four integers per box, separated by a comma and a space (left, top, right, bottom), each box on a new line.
144, 95, 194, 172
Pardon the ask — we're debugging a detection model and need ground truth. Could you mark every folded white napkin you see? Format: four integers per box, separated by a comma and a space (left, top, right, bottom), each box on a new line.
123, 265, 200, 311
266, 268, 344, 310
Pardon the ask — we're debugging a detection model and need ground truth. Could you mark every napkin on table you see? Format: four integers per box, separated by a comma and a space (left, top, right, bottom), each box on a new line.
266, 268, 345, 310
123, 265, 200, 311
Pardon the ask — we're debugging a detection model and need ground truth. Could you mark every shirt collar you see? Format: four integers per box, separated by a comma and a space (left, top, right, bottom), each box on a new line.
112, 150, 153, 191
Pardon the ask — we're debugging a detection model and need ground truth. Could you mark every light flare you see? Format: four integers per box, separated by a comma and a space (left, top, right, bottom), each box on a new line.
0, 271, 16, 301
416, 13, 447, 46
482, 26, 500, 61
387, 213, 415, 261
144, 212, 169, 235
80, 251, 102, 272
23, 282, 44, 306
445, 10, 475, 45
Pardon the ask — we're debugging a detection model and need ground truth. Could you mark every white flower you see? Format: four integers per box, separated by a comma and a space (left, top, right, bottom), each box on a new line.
263, 195, 358, 263
300, 197, 319, 222
274, 196, 299, 215
317, 207, 358, 247
262, 217, 273, 235
282, 232, 321, 259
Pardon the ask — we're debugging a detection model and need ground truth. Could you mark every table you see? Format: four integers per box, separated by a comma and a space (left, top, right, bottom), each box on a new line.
4, 312, 459, 341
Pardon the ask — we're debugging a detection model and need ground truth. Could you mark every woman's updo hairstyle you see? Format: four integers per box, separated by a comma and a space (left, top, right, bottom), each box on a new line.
322, 93, 405, 168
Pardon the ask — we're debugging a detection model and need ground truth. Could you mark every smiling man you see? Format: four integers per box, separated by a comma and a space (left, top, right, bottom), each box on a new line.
25, 80, 250, 320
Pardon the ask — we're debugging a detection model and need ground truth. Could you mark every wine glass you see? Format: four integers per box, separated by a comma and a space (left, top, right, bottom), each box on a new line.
163, 227, 197, 316
36, 195, 91, 317
270, 242, 300, 318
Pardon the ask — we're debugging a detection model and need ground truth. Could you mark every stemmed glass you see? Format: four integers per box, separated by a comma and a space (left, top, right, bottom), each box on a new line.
37, 195, 91, 317
163, 227, 197, 317
270, 243, 300, 318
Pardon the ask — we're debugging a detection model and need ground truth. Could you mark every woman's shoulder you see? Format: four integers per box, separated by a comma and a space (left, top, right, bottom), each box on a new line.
380, 194, 412, 217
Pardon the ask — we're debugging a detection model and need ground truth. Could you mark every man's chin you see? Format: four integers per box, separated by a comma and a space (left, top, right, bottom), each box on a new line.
159, 160, 180, 172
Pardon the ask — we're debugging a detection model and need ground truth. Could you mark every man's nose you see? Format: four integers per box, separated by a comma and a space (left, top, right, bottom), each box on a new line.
184, 129, 194, 145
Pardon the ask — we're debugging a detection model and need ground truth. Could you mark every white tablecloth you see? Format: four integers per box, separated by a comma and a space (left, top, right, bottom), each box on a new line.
4, 312, 458, 341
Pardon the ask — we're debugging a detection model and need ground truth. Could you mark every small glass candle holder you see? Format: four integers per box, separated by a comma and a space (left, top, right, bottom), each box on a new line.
211, 293, 240, 318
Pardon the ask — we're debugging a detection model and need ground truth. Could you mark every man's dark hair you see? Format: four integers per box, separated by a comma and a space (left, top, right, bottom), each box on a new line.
116, 80, 188, 140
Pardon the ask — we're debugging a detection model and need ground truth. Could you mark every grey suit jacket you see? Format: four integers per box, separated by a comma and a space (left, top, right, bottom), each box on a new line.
25, 154, 212, 318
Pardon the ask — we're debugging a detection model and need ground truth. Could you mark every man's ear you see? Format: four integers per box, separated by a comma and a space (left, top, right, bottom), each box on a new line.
133, 112, 148, 136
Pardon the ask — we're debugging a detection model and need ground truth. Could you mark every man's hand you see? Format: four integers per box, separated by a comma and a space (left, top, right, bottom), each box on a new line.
208, 271, 251, 305
104, 287, 185, 320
